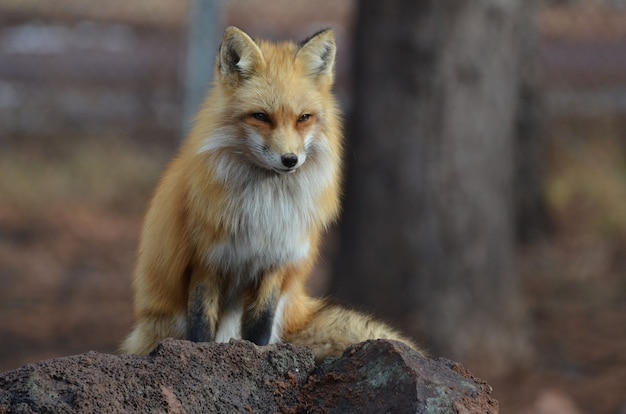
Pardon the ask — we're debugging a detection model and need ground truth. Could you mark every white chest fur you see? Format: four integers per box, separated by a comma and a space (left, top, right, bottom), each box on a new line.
205, 154, 332, 282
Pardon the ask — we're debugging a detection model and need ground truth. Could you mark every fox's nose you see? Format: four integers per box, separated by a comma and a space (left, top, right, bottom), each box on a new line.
281, 153, 298, 168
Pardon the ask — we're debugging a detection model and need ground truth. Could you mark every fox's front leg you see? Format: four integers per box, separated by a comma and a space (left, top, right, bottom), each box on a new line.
241, 272, 284, 346
187, 270, 222, 342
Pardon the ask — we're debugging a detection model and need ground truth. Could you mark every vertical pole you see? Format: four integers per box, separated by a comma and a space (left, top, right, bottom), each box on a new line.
182, 0, 221, 136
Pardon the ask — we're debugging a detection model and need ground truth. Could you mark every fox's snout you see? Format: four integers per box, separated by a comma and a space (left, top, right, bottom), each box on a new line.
245, 124, 310, 173
258, 143, 307, 174
281, 153, 299, 168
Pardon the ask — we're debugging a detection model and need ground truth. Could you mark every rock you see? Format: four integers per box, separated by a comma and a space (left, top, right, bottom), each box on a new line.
297, 340, 499, 414
0, 339, 498, 413
0, 339, 314, 413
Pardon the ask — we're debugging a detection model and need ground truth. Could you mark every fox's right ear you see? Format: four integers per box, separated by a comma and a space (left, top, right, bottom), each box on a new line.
217, 26, 264, 85
296, 29, 336, 84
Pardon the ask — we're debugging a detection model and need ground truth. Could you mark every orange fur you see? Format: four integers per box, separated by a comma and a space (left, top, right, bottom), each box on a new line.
122, 27, 342, 355
121, 27, 422, 360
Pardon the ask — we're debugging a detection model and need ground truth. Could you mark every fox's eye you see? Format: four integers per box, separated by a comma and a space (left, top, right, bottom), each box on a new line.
251, 112, 270, 123
298, 113, 311, 123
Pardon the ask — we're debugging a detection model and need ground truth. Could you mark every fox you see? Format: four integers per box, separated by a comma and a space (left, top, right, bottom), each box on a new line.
121, 26, 422, 361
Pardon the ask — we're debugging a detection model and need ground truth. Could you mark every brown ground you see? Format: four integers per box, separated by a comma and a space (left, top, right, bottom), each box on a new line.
0, 205, 138, 366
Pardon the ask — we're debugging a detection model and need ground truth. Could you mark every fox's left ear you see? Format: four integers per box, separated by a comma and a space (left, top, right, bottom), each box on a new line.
296, 29, 336, 83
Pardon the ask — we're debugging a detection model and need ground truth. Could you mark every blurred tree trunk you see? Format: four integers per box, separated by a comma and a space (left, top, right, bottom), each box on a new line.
514, 3, 552, 244
331, 0, 532, 376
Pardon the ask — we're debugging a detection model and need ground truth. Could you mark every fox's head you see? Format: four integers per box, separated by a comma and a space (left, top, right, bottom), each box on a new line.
198, 27, 339, 176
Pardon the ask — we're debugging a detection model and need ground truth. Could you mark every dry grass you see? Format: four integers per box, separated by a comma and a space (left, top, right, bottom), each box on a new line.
0, 137, 169, 214
546, 117, 626, 239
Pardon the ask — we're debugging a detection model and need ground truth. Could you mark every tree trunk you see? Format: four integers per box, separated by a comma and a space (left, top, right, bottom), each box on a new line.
514, 1, 552, 244
331, 0, 531, 375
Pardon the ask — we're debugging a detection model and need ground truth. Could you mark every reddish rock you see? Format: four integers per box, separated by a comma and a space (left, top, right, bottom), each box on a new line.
0, 339, 314, 413
297, 340, 499, 414
0, 339, 497, 413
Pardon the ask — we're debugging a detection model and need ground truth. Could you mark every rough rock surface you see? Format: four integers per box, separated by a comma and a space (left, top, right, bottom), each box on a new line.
0, 339, 311, 413
299, 340, 498, 413
0, 339, 498, 413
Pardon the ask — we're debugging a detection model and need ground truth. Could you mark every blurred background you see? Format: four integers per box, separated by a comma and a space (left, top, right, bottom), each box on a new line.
0, 0, 625, 413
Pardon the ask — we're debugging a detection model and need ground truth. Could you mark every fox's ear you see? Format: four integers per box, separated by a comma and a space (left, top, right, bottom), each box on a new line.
296, 29, 336, 83
218, 26, 264, 83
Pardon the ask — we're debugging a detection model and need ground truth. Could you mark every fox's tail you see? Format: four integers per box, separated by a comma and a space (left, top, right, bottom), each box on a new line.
283, 299, 425, 361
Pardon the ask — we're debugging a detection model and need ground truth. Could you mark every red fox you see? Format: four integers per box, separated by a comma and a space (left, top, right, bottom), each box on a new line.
121, 27, 421, 361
